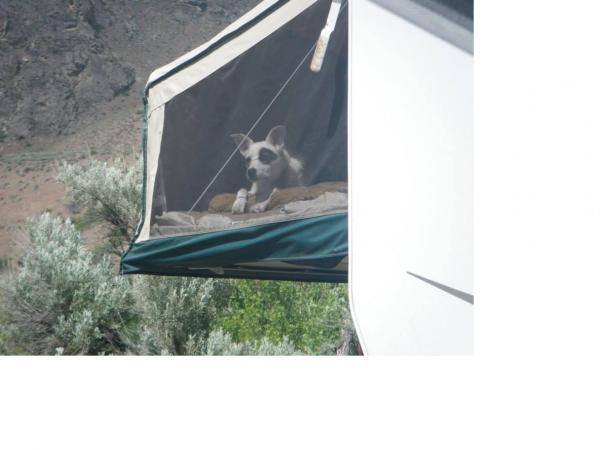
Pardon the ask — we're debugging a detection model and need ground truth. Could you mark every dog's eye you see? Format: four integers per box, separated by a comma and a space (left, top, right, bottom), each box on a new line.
245, 157, 251, 164
259, 148, 277, 164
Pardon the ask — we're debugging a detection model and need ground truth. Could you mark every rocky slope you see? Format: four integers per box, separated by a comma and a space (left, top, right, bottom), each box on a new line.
0, 0, 259, 262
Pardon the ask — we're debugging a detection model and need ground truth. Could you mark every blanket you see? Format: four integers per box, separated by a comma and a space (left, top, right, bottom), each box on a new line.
151, 181, 348, 237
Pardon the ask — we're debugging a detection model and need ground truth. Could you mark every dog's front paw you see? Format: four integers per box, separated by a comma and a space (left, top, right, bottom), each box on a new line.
249, 201, 267, 213
232, 189, 248, 214
249, 188, 277, 213
232, 198, 246, 214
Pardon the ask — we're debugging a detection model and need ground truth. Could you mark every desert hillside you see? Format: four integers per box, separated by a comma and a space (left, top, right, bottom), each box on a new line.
0, 0, 259, 262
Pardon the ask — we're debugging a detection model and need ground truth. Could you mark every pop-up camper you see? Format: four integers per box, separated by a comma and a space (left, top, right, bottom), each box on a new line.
121, 0, 473, 354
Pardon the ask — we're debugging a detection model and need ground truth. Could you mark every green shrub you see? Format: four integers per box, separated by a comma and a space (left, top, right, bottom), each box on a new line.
133, 276, 230, 355
0, 214, 138, 355
204, 329, 300, 356
215, 280, 357, 355
58, 159, 142, 256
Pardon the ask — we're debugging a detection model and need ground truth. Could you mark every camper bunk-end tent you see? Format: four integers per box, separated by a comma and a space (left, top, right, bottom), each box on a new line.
120, 0, 349, 282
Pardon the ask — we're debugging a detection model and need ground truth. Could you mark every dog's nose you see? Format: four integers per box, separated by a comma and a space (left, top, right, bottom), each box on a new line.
247, 168, 257, 181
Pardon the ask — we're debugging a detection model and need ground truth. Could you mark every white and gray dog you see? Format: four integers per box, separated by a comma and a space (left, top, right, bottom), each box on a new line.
230, 125, 303, 214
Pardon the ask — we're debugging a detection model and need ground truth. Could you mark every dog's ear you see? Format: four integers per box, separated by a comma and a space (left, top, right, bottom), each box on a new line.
265, 125, 286, 148
231, 134, 253, 155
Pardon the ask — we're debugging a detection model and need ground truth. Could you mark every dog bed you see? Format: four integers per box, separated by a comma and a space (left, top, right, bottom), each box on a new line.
150, 181, 347, 237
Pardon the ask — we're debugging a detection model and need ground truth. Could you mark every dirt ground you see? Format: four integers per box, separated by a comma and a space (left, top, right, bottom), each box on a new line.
0, 161, 68, 263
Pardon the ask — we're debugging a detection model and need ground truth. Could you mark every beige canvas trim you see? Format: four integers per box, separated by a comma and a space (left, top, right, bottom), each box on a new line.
147, 0, 318, 113
146, 0, 278, 89
138, 105, 165, 242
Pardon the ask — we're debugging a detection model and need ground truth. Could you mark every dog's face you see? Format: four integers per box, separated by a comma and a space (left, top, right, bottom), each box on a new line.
232, 125, 287, 184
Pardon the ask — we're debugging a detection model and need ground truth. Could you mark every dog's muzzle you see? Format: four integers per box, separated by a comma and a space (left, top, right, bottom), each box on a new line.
247, 168, 257, 181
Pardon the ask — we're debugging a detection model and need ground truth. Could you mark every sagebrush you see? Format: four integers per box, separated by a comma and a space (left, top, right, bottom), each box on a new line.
0, 159, 359, 355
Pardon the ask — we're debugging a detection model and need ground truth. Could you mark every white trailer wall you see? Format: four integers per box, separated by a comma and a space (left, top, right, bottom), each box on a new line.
349, 0, 473, 354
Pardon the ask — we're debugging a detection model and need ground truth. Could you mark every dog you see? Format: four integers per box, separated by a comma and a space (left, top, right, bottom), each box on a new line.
230, 125, 303, 214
